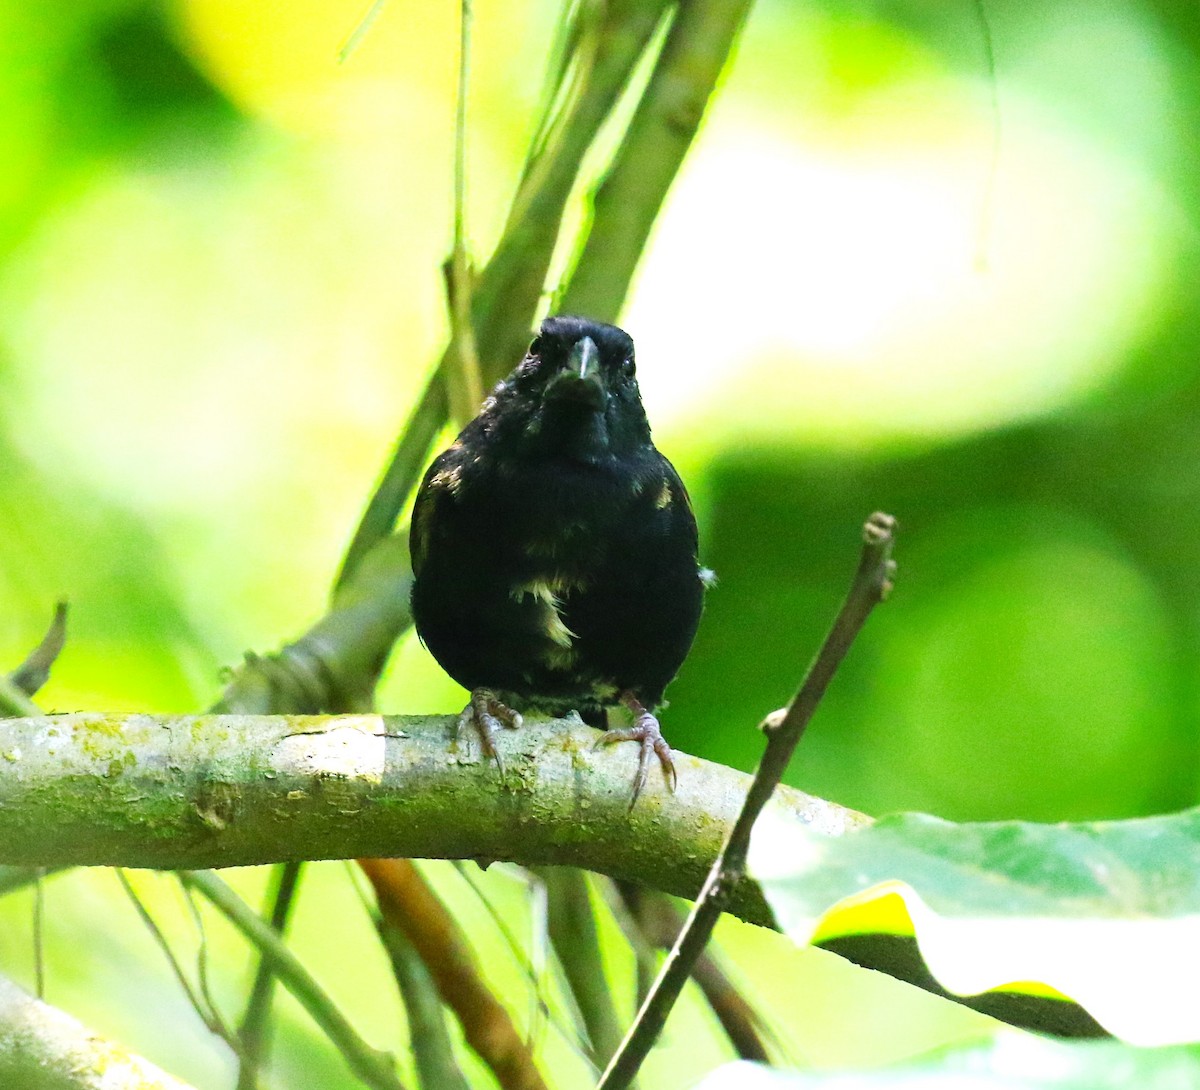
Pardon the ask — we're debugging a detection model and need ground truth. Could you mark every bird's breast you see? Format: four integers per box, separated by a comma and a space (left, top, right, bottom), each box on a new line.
476, 456, 639, 545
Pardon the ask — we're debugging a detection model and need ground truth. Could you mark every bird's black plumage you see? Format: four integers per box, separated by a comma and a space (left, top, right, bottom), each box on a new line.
410, 315, 706, 800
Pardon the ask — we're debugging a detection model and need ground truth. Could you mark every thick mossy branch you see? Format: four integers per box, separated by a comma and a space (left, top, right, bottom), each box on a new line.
0, 713, 862, 929
0, 715, 1105, 1039
0, 972, 197, 1090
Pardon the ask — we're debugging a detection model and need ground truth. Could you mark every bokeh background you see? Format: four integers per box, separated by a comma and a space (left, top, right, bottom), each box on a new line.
3, 0, 1200, 1086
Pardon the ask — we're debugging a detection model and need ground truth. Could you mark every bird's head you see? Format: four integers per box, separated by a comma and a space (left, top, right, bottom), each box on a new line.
486, 315, 653, 465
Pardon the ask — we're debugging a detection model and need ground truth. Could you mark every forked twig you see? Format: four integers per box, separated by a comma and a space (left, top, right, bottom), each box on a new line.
235, 860, 304, 1089
179, 870, 406, 1090
597, 513, 897, 1090
116, 870, 240, 1053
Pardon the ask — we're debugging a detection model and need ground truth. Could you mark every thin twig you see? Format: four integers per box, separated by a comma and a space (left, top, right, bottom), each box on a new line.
528, 870, 550, 1054
32, 869, 45, 1000
597, 513, 898, 1090
358, 857, 549, 1090
178, 879, 231, 1047
236, 861, 305, 1090
560, 0, 753, 321
540, 868, 626, 1073
598, 883, 658, 1010
521, 0, 595, 166
116, 870, 238, 1050
448, 863, 580, 1055
179, 870, 406, 1090
613, 883, 773, 1063
377, 916, 472, 1090
339, 0, 388, 63
336, 859, 469, 1090
445, 0, 484, 427
7, 601, 68, 699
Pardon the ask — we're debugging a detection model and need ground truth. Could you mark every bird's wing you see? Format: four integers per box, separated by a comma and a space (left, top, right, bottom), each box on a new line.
410, 451, 462, 577
658, 452, 699, 543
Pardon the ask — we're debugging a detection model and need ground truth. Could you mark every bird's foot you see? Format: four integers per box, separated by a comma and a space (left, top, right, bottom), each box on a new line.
457, 689, 522, 777
594, 691, 677, 808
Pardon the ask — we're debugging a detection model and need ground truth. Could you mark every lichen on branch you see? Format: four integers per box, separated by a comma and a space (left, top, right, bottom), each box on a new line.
0, 712, 864, 929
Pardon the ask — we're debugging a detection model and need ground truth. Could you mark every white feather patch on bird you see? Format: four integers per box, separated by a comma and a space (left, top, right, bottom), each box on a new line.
699, 568, 718, 587
511, 578, 580, 649
542, 609, 576, 649
654, 481, 672, 509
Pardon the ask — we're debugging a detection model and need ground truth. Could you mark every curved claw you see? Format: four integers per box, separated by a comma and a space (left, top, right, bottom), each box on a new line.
595, 692, 677, 808
457, 689, 522, 777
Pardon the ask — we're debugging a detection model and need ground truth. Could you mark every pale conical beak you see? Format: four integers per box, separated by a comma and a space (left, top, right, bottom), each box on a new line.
546, 335, 606, 408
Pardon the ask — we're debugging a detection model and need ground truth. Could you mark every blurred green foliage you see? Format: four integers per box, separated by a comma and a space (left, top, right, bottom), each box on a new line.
4, 0, 1200, 1086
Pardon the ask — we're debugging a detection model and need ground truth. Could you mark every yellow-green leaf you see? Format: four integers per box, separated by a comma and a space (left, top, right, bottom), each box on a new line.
749, 807, 1200, 1045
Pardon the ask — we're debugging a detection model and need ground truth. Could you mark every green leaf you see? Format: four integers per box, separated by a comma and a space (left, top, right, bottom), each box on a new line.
749, 806, 1200, 1046
694, 1038, 1200, 1089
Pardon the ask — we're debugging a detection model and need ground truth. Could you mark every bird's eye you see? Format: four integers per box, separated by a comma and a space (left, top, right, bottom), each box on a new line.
528, 336, 543, 357
621, 356, 636, 377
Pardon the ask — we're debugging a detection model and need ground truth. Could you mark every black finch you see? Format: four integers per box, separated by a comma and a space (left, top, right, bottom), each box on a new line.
410, 315, 707, 803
